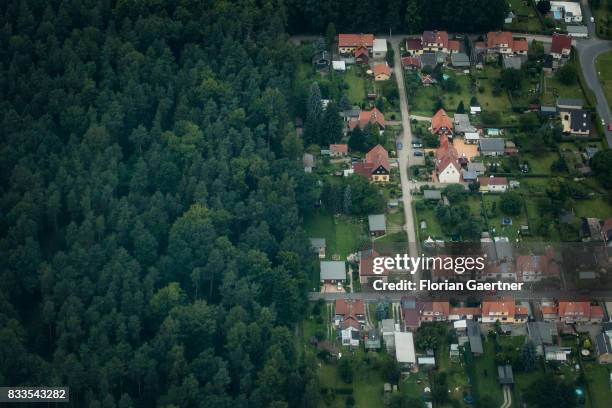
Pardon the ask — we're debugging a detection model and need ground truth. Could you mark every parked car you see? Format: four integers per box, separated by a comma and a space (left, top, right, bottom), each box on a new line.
413, 150, 424, 157
397, 142, 403, 150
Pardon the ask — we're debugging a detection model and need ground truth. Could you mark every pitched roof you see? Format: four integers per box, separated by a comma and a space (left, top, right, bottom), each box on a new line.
373, 63, 391, 77
478, 176, 508, 186
551, 33, 572, 54
448, 40, 461, 52
422, 30, 449, 48
402, 56, 422, 68
482, 298, 515, 318
335, 299, 365, 316
479, 138, 505, 152
365, 144, 390, 171
359, 249, 390, 277
368, 214, 386, 232
450, 307, 481, 317
338, 34, 374, 48
487, 31, 513, 49
467, 320, 483, 353
558, 301, 590, 317
395, 332, 416, 363
515, 249, 559, 281
358, 107, 385, 129
373, 38, 387, 52
406, 38, 422, 51
570, 109, 591, 133
320, 261, 346, 280
330, 144, 348, 154
431, 109, 453, 134
417, 300, 450, 316
354, 46, 369, 59
513, 39, 528, 52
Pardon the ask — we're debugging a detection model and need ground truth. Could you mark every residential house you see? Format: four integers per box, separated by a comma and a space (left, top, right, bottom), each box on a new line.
335, 299, 366, 326
486, 31, 515, 55
368, 214, 387, 236
431, 109, 454, 136
464, 132, 480, 144
453, 113, 476, 134
420, 52, 439, 68
423, 190, 442, 200
421, 74, 436, 86
503, 54, 526, 69
451, 52, 470, 67
401, 297, 420, 330
312, 50, 330, 72
558, 301, 593, 323
394, 332, 416, 369
351, 107, 385, 131
478, 176, 508, 193
448, 40, 461, 54
436, 135, 461, 183
401, 56, 421, 70
557, 98, 584, 110
462, 169, 478, 182
479, 138, 505, 156
560, 109, 591, 135
550, 1, 583, 23
353, 144, 390, 183
309, 238, 326, 259
320, 261, 346, 284
581, 217, 602, 241
467, 320, 484, 354
467, 162, 486, 175
359, 249, 390, 284
449, 307, 481, 321
550, 33, 572, 65
544, 345, 571, 361
338, 33, 374, 55
453, 320, 468, 334
341, 317, 361, 347
596, 331, 612, 364
329, 143, 348, 157
373, 38, 388, 60
515, 248, 560, 282
527, 322, 557, 355
422, 30, 449, 53
417, 300, 451, 324
381, 319, 396, 351
540, 105, 558, 116
540, 302, 559, 321
481, 298, 519, 323
354, 46, 369, 65
405, 38, 423, 55
373, 63, 391, 81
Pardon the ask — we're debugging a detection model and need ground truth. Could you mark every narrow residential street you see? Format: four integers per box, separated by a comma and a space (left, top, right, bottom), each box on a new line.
390, 39, 418, 261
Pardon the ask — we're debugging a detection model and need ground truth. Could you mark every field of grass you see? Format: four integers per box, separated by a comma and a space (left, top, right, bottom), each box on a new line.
415, 202, 444, 240
573, 196, 612, 219
583, 363, 611, 408
345, 67, 367, 105
473, 338, 504, 406
407, 69, 472, 115
482, 194, 528, 241
521, 151, 560, 175
541, 71, 587, 106
504, 0, 544, 32
596, 51, 612, 108
473, 66, 513, 112
304, 211, 368, 260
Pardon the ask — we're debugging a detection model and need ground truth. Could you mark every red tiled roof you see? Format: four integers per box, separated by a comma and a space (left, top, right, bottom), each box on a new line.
330, 144, 348, 154
515, 249, 559, 282
513, 39, 528, 52
358, 107, 385, 129
487, 31, 513, 49
602, 218, 612, 237
590, 305, 604, 317
406, 38, 422, 51
373, 63, 391, 77
365, 144, 390, 171
359, 249, 390, 277
423, 30, 449, 48
558, 301, 590, 317
355, 46, 369, 59
478, 176, 508, 186
448, 40, 461, 52
551, 33, 572, 54
436, 135, 458, 161
335, 299, 365, 316
431, 109, 453, 134
342, 315, 361, 330
402, 56, 421, 68
421, 74, 435, 84
417, 300, 450, 316
541, 305, 558, 315
437, 155, 461, 174
450, 307, 481, 317
482, 298, 515, 318
516, 306, 529, 316
339, 34, 374, 48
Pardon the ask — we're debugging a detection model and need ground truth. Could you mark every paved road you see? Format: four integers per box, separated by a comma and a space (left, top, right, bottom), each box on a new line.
391, 39, 419, 260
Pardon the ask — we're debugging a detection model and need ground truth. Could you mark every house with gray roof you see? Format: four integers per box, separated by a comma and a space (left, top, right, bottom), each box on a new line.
467, 321, 483, 354
423, 190, 442, 200
557, 98, 584, 110
462, 169, 478, 181
467, 162, 486, 174
368, 214, 386, 236
540, 105, 557, 116
596, 332, 612, 363
309, 238, 326, 259
454, 113, 476, 134
479, 138, 505, 156
497, 364, 514, 385
527, 322, 556, 355
451, 52, 470, 67
420, 52, 438, 68
502, 55, 526, 70
320, 261, 346, 283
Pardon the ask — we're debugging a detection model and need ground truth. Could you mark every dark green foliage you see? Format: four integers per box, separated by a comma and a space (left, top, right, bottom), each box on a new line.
521, 340, 537, 372
321, 176, 385, 216
591, 149, 612, 188
523, 376, 577, 408
338, 357, 353, 383
537, 0, 552, 15
500, 192, 523, 216
0, 1, 318, 406
456, 101, 466, 114
556, 64, 578, 85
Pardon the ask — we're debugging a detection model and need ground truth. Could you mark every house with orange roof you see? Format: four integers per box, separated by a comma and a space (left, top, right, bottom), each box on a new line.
513, 39, 528, 55
478, 176, 508, 193
540, 304, 559, 321
372, 63, 391, 81
486, 32, 528, 56
355, 46, 369, 65
447, 40, 461, 53
338, 34, 374, 55
449, 307, 481, 321
515, 247, 560, 282
481, 298, 519, 323
329, 144, 348, 157
436, 135, 461, 183
431, 109, 453, 136
352, 144, 390, 183
334, 299, 366, 325
422, 30, 449, 53
359, 248, 391, 284
558, 301, 592, 323
417, 300, 450, 324
349, 107, 385, 132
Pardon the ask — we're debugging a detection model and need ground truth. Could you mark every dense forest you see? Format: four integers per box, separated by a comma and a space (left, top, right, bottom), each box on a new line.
285, 0, 508, 34
0, 0, 321, 407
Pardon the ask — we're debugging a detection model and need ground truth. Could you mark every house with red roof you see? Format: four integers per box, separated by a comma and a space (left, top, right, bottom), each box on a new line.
417, 300, 451, 324
449, 307, 481, 321
558, 301, 592, 323
405, 38, 423, 56
431, 109, 453, 136
401, 56, 422, 70
481, 298, 520, 323
355, 46, 369, 65
422, 30, 449, 53
486, 32, 528, 56
478, 176, 508, 193
515, 247, 560, 282
358, 249, 390, 284
540, 304, 558, 321
448, 40, 461, 53
335, 299, 366, 325
373, 63, 391, 81
351, 107, 385, 131
329, 144, 348, 157
338, 34, 374, 55
436, 135, 461, 183
550, 33, 572, 70
353, 144, 390, 183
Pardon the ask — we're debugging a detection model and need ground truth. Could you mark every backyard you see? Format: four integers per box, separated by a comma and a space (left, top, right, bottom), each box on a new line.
503, 0, 544, 33
541, 68, 588, 106
304, 210, 368, 260
405, 69, 472, 116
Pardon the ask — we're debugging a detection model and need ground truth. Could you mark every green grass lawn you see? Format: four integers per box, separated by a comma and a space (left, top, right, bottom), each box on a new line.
596, 51, 612, 108
415, 202, 444, 240
573, 196, 612, 219
482, 194, 528, 241
473, 66, 513, 112
521, 151, 560, 175
345, 67, 367, 105
541, 71, 587, 106
407, 69, 473, 115
304, 210, 368, 259
473, 338, 504, 406
504, 0, 544, 32
583, 363, 611, 408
